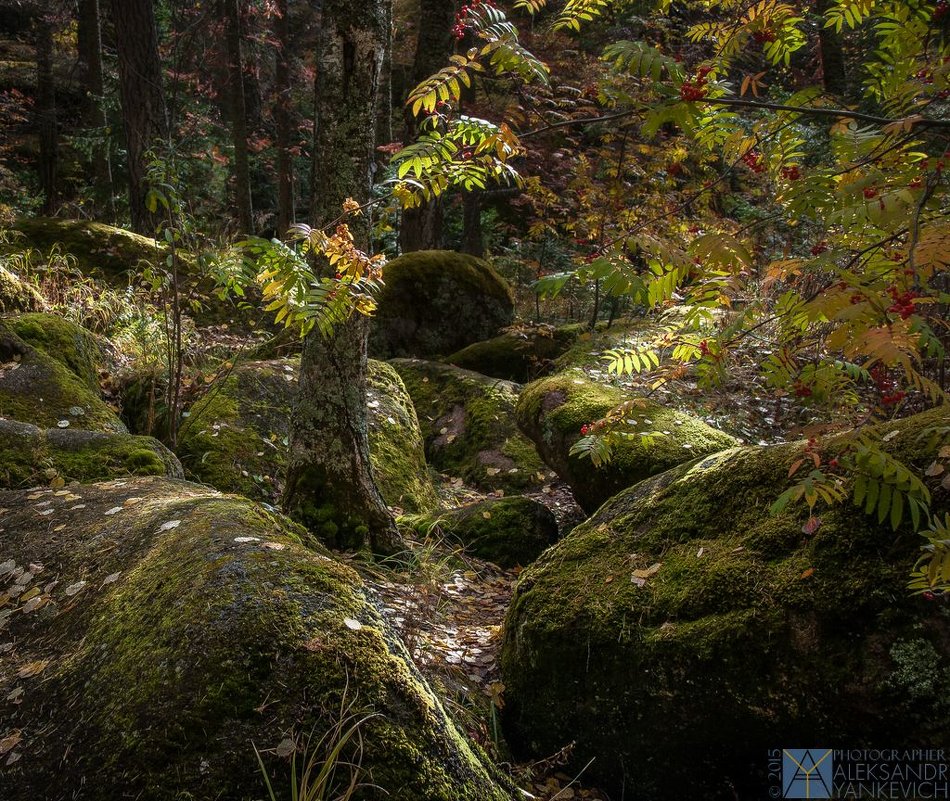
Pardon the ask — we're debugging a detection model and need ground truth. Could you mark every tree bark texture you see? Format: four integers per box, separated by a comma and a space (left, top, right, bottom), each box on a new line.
398, 0, 455, 253
285, 0, 400, 554
274, 0, 294, 235
77, 0, 114, 219
224, 0, 253, 233
35, 15, 57, 215
112, 0, 167, 233
461, 189, 484, 257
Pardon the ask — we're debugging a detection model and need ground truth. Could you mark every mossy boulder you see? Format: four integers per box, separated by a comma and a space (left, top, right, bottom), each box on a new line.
0, 477, 512, 801
0, 418, 181, 487
8, 218, 166, 279
516, 369, 738, 513
370, 250, 515, 358
444, 325, 578, 383
0, 265, 44, 313
4, 312, 109, 388
177, 358, 437, 512
412, 496, 558, 568
500, 407, 950, 800
0, 315, 124, 432
390, 358, 549, 493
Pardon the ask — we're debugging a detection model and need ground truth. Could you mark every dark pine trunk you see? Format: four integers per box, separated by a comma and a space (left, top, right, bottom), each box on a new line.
111, 0, 168, 233
224, 0, 253, 233
398, 0, 455, 252
274, 0, 294, 235
77, 0, 114, 219
284, 0, 400, 554
461, 189, 484, 257
35, 14, 57, 216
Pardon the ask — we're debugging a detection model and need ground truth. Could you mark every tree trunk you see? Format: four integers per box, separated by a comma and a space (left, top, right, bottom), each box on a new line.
285, 0, 400, 554
111, 0, 167, 232
461, 189, 484, 257
224, 0, 253, 233
35, 15, 57, 216
77, 0, 114, 219
815, 0, 846, 95
398, 0, 455, 253
375, 0, 393, 147
274, 0, 294, 236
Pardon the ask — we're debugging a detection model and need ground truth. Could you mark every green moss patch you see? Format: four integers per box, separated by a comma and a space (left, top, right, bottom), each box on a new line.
8, 218, 170, 279
390, 358, 550, 493
0, 265, 44, 314
5, 312, 109, 389
443, 324, 578, 383
0, 418, 182, 487
0, 477, 512, 800
516, 368, 738, 512
370, 250, 515, 358
410, 495, 559, 568
177, 358, 437, 512
0, 316, 124, 432
501, 406, 950, 799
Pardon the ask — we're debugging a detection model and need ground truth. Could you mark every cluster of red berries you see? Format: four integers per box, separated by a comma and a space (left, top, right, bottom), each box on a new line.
921, 158, 946, 173
871, 366, 906, 406
863, 186, 879, 199
699, 339, 710, 356
810, 241, 829, 256
934, 0, 948, 22
742, 150, 766, 174
452, 0, 494, 41
752, 28, 777, 43
887, 286, 918, 320
680, 66, 712, 101
780, 165, 801, 180
580, 423, 594, 435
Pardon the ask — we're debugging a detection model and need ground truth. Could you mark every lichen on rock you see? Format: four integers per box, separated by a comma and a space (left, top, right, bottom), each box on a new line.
516, 368, 738, 512
370, 250, 515, 359
0, 477, 513, 801
500, 406, 950, 800
390, 358, 549, 493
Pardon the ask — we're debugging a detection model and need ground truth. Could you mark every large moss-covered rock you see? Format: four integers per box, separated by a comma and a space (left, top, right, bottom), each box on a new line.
0, 265, 44, 313
501, 407, 950, 800
444, 325, 578, 383
390, 358, 548, 493
0, 418, 181, 487
177, 358, 437, 512
370, 251, 515, 358
516, 369, 738, 513
8, 218, 165, 278
0, 477, 512, 801
0, 315, 124, 432
411, 496, 558, 568
4, 312, 109, 388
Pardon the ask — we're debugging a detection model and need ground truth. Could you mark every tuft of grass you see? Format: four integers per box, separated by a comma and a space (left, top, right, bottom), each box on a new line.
254, 686, 380, 801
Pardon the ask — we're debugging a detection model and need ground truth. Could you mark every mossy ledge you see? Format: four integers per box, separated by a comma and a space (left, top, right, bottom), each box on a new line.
515, 368, 738, 513
0, 477, 513, 801
0, 418, 182, 487
390, 358, 549, 493
443, 325, 579, 384
0, 314, 124, 432
370, 250, 515, 359
7, 218, 180, 279
500, 406, 950, 800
